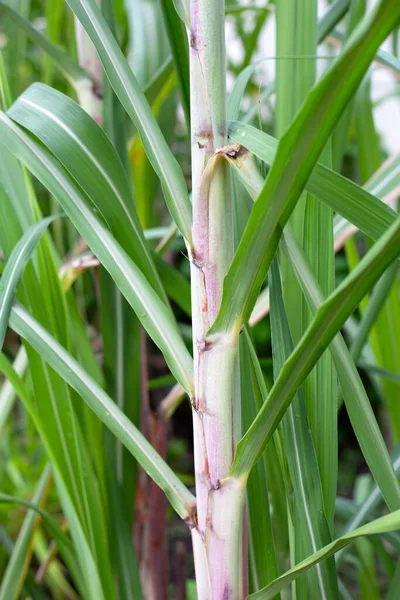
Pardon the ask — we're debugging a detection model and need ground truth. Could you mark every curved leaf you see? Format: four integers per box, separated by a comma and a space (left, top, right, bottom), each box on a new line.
0, 467, 53, 600
210, 0, 400, 335
228, 121, 399, 247
247, 510, 400, 600
0, 216, 55, 349
0, 113, 194, 396
227, 149, 400, 512
0, 483, 83, 597
281, 228, 400, 513
0, 1, 89, 87
65, 0, 192, 241
9, 304, 196, 521
8, 83, 168, 303
0, 348, 28, 431
230, 206, 400, 480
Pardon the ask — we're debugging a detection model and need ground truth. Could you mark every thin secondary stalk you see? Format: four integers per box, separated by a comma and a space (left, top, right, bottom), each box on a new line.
189, 1, 244, 597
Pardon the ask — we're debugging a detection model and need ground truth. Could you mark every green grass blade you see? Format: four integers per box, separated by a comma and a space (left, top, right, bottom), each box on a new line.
269, 258, 338, 597
0, 1, 90, 87
0, 52, 12, 110
350, 264, 398, 362
9, 304, 196, 520
0, 114, 194, 396
0, 68, 117, 599
8, 83, 168, 302
317, 0, 351, 43
0, 486, 84, 595
230, 207, 400, 481
0, 347, 27, 431
358, 363, 400, 385
228, 64, 258, 122
65, 0, 192, 241
43, 0, 65, 85
0, 217, 55, 349
386, 561, 400, 600
0, 352, 108, 599
100, 0, 143, 535
210, 0, 400, 335
142, 57, 173, 105
240, 332, 278, 593
280, 228, 400, 511
0, 466, 52, 600
159, 0, 190, 130
0, 486, 85, 599
275, 0, 336, 534
227, 150, 400, 514
247, 510, 400, 600
336, 447, 400, 564
52, 472, 106, 600
330, 30, 400, 76
228, 122, 399, 249
154, 253, 191, 316
331, 0, 366, 172
105, 465, 144, 600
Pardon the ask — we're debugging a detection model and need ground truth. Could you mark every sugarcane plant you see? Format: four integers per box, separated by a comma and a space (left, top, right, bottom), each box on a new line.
1, 0, 400, 598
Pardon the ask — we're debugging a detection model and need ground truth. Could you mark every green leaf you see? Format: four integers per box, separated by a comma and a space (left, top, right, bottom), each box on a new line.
228, 122, 399, 248
230, 207, 400, 484
227, 158, 400, 515
280, 227, 400, 514
0, 347, 27, 431
247, 510, 400, 600
160, 0, 190, 129
0, 466, 52, 600
172, 0, 190, 27
210, 0, 400, 335
386, 561, 400, 600
317, 0, 351, 43
105, 464, 143, 600
52, 471, 106, 600
228, 64, 258, 122
0, 52, 12, 110
269, 258, 338, 597
0, 1, 90, 87
0, 55, 116, 600
336, 447, 400, 564
9, 304, 196, 520
275, 0, 337, 539
65, 0, 192, 241
240, 332, 278, 592
0, 485, 84, 595
330, 30, 400, 76
358, 363, 400, 386
154, 252, 191, 316
0, 216, 55, 349
8, 83, 168, 300
0, 113, 194, 397
350, 264, 398, 363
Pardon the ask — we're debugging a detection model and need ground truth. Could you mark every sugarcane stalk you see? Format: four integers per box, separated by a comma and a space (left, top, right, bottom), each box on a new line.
188, 1, 245, 597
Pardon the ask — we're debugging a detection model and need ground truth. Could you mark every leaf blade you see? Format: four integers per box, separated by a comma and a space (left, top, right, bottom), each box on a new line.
65, 0, 192, 241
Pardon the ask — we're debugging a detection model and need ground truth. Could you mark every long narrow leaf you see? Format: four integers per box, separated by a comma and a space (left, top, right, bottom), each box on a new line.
269, 259, 338, 597
0, 466, 52, 600
9, 304, 196, 520
230, 207, 400, 481
8, 83, 168, 302
0, 114, 194, 396
0, 217, 55, 349
247, 510, 400, 600
0, 2, 90, 87
228, 122, 399, 246
65, 0, 192, 241
210, 0, 400, 335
